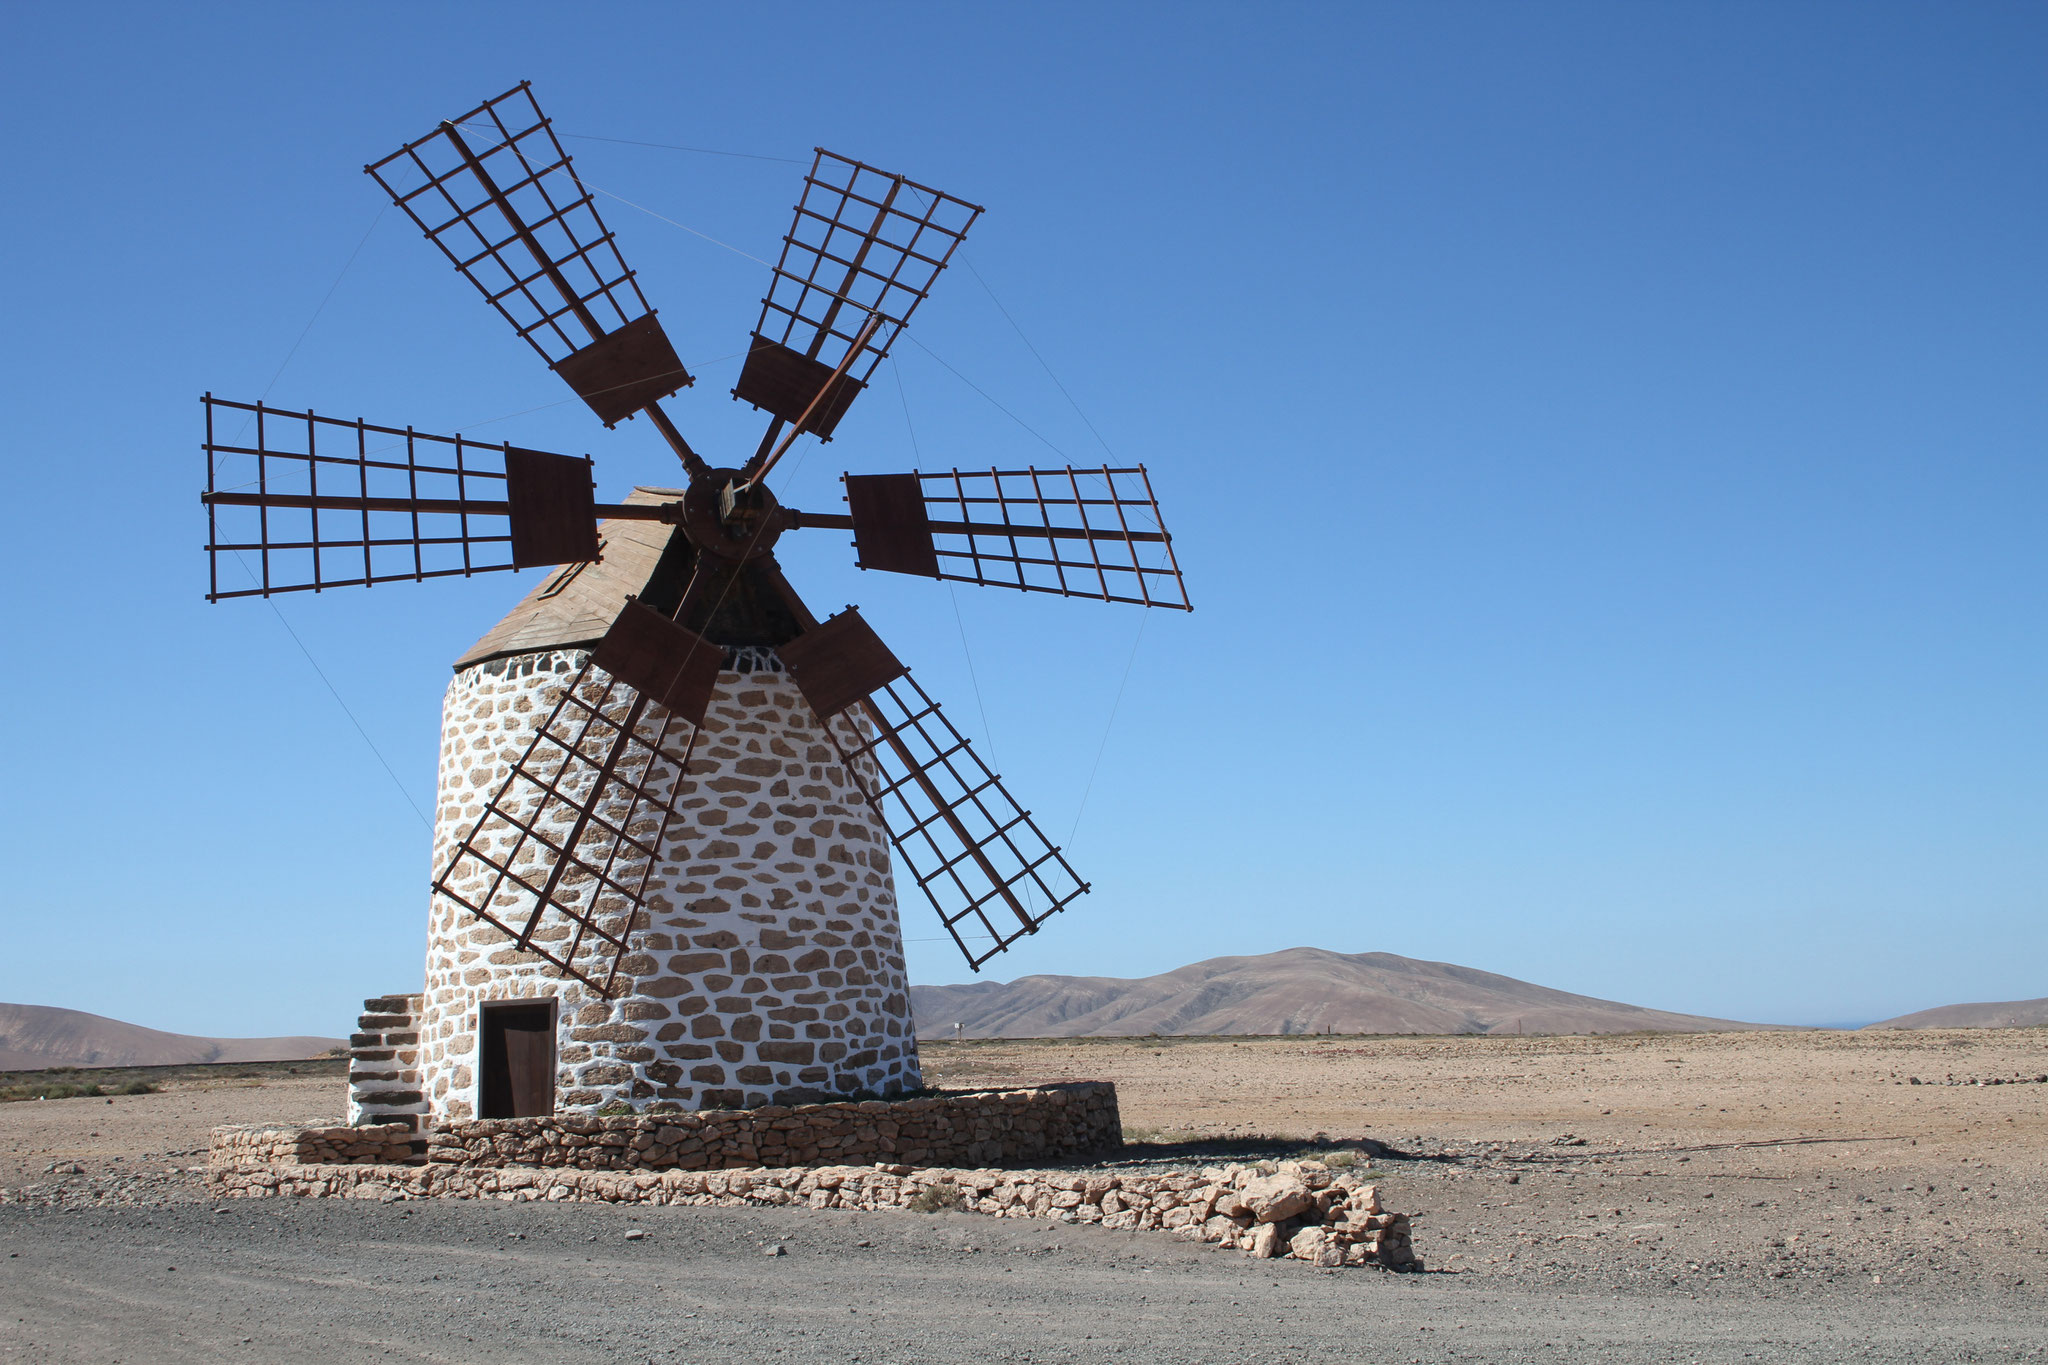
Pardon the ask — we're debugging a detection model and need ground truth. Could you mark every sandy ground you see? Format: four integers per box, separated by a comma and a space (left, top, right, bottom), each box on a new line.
0, 1072, 343, 1196
924, 1028, 2048, 1293
2, 1030, 2044, 1361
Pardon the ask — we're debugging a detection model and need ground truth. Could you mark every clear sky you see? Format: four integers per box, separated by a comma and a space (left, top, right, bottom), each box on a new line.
1, 3, 2039, 1037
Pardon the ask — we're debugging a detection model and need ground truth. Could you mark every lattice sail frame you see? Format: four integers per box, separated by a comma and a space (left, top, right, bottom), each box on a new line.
367, 82, 652, 368
820, 674, 1087, 970
202, 396, 526, 600
921, 465, 1190, 610
753, 151, 982, 383
432, 661, 699, 996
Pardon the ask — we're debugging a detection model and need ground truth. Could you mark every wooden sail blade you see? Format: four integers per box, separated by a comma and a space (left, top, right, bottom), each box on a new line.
590, 599, 723, 727
838, 472, 939, 576
365, 83, 692, 424
809, 668, 1089, 972
502, 446, 602, 567
777, 606, 907, 721
431, 656, 699, 998
734, 151, 981, 442
837, 466, 1191, 610
199, 396, 596, 601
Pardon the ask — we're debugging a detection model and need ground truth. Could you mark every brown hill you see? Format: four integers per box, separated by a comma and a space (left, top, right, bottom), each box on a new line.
910, 947, 1773, 1039
1863, 998, 2048, 1030
0, 1003, 343, 1071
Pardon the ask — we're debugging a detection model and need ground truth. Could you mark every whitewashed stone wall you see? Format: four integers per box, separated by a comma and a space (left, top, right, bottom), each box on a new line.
416, 648, 921, 1121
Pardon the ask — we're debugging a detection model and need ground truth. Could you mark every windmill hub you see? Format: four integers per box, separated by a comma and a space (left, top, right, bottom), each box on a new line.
671, 469, 781, 561
200, 82, 1188, 1125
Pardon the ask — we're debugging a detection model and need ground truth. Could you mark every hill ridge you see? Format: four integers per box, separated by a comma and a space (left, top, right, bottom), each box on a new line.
910, 947, 1771, 1039
1863, 997, 2048, 1030
0, 1003, 343, 1071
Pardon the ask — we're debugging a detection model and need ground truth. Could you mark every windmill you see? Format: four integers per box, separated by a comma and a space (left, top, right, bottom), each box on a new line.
201, 84, 1188, 1118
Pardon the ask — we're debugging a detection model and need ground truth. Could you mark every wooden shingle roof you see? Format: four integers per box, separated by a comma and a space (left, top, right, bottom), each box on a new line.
453, 487, 682, 670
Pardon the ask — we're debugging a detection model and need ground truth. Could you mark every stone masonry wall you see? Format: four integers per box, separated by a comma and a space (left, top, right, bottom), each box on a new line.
426, 1082, 1119, 1171
347, 993, 425, 1130
220, 1083, 1116, 1174
211, 1123, 416, 1169
418, 649, 920, 1121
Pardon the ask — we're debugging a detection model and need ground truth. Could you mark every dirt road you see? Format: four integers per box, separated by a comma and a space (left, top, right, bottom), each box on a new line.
3, 1199, 2042, 1364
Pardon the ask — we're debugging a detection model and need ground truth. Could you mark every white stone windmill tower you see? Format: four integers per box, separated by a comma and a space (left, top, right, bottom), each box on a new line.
200, 84, 1188, 1124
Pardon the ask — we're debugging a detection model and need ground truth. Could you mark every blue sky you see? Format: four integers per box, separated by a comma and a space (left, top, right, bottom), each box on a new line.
1, 3, 2039, 1037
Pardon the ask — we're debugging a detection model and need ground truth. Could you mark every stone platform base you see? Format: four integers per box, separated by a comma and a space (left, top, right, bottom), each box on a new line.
206, 1157, 1418, 1269
214, 1082, 1119, 1176
439, 1081, 1118, 1171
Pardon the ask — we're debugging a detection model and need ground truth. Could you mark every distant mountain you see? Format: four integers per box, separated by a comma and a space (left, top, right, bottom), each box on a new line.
910, 947, 1773, 1039
1863, 998, 2048, 1030
0, 1003, 343, 1071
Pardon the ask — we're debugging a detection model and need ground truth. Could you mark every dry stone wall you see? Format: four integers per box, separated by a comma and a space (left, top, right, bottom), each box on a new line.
420, 649, 920, 1120
207, 1155, 1417, 1269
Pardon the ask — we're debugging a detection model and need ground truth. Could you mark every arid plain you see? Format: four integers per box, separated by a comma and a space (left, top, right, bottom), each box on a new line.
5, 1027, 2043, 1296
5, 1029, 2046, 1365
928, 1027, 2048, 1292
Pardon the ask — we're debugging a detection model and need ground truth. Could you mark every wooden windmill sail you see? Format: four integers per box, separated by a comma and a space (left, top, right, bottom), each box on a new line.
201, 82, 1189, 1005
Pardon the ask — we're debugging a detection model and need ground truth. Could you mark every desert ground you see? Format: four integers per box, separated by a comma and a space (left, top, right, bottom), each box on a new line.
926, 1028, 2048, 1293
2, 1031, 2044, 1362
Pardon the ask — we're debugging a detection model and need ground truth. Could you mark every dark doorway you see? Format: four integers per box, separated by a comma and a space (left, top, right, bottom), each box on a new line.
478, 1000, 556, 1119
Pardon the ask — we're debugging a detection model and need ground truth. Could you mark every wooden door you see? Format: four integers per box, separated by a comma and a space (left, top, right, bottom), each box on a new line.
479, 1001, 555, 1119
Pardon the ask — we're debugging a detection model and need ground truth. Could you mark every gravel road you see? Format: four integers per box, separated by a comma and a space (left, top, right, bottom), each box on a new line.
3, 1197, 2044, 1364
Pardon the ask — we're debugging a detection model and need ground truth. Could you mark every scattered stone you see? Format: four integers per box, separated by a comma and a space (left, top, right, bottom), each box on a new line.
624, 1229, 645, 1241
765, 1244, 786, 1256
